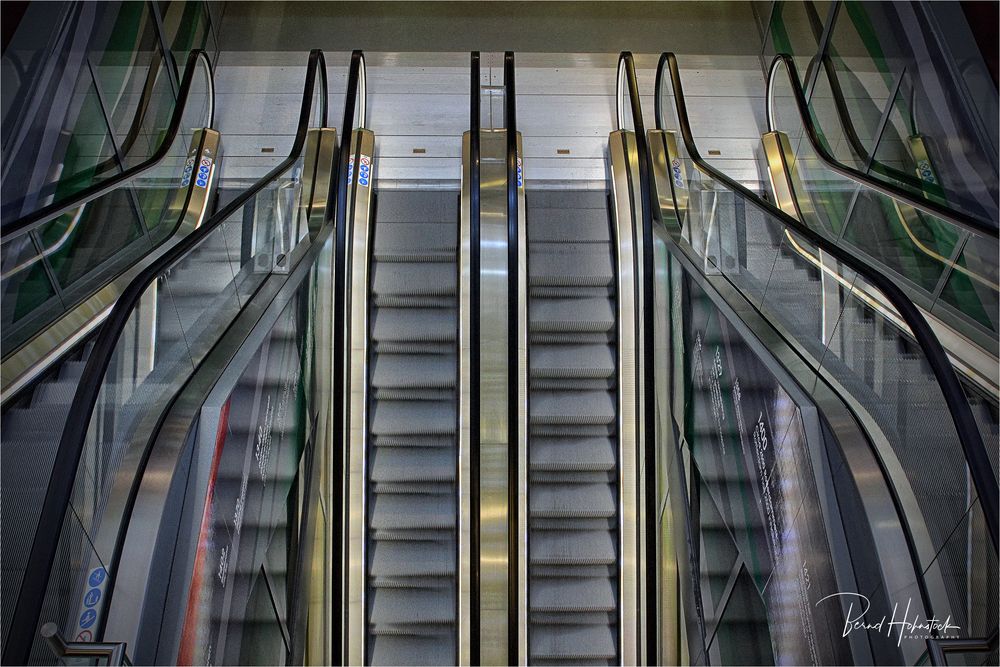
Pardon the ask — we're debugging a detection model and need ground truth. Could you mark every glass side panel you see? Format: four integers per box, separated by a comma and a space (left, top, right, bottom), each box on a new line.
937, 234, 1000, 337
839, 188, 960, 295
88, 2, 163, 163
159, 1, 213, 60
800, 2, 999, 227
708, 565, 774, 666
0, 63, 212, 357
770, 61, 1000, 347
0, 233, 58, 339
0, 2, 200, 227
762, 1, 829, 90
177, 266, 309, 666
661, 245, 867, 663
43, 187, 148, 288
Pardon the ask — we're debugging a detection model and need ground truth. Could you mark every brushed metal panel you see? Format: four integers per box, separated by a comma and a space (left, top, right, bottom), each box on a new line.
344, 128, 376, 666
475, 128, 513, 666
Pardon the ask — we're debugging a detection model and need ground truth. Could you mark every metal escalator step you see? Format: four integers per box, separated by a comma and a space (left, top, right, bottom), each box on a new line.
530, 530, 616, 564
529, 623, 618, 660
31, 379, 79, 406
372, 434, 453, 448
530, 437, 615, 471
372, 354, 457, 389
368, 634, 456, 666
372, 262, 456, 297
370, 493, 456, 531
370, 447, 456, 484
370, 400, 456, 436
530, 423, 614, 438
529, 576, 617, 612
526, 210, 611, 243
531, 483, 616, 518
531, 345, 614, 378
531, 331, 614, 345
530, 391, 615, 424
56, 359, 86, 382
369, 540, 456, 578
374, 191, 458, 223
368, 587, 456, 626
374, 223, 456, 262
372, 308, 457, 343
529, 244, 613, 287
530, 297, 614, 333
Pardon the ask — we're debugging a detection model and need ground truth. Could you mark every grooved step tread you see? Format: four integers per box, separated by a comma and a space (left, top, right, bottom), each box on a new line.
530, 298, 614, 333
531, 345, 615, 378
372, 354, 457, 389
530, 391, 615, 424
529, 528, 616, 565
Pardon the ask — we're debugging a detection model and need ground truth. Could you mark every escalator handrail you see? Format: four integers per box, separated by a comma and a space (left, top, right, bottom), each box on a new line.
469, 49, 482, 665
617, 50, 659, 664
655, 51, 999, 554
0, 49, 327, 667
1, 49, 216, 241
330, 48, 365, 667
503, 49, 519, 664
764, 53, 998, 239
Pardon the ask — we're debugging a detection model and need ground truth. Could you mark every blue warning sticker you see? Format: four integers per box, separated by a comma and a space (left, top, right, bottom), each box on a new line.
79, 608, 97, 630
348, 155, 372, 187
84, 588, 101, 608
88, 568, 106, 588
73, 566, 109, 640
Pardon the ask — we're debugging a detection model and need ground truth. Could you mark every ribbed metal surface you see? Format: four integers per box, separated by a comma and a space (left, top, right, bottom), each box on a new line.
366, 191, 459, 665
526, 190, 618, 665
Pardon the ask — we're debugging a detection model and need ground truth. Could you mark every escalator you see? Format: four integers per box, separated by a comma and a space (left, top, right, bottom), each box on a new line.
1, 49, 336, 666
648, 51, 999, 665
2, 43, 997, 667
525, 189, 620, 664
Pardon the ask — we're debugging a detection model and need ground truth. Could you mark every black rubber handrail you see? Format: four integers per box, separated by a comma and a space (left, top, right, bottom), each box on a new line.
656, 53, 999, 557
504, 49, 519, 665
330, 48, 365, 667
469, 49, 482, 666
764, 53, 998, 239
2, 49, 216, 241
0, 49, 327, 666
616, 51, 659, 664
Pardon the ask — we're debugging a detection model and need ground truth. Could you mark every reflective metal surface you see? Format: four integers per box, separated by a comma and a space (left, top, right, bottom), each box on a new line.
344, 128, 376, 666
608, 130, 640, 665
514, 133, 528, 667
471, 129, 511, 666
459, 132, 473, 667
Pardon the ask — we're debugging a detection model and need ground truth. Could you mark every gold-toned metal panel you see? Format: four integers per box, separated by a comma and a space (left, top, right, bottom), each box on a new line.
515, 133, 529, 667
608, 130, 640, 666
473, 129, 513, 666
648, 129, 689, 227
344, 128, 377, 666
